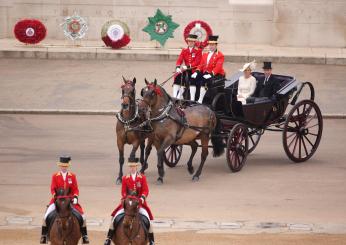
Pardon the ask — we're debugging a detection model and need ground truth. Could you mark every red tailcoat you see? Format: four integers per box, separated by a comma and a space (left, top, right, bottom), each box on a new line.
49, 172, 84, 214
176, 47, 202, 72
197, 50, 225, 76
112, 173, 153, 220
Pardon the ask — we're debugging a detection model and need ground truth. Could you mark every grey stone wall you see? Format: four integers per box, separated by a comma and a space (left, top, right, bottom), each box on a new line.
0, 0, 344, 48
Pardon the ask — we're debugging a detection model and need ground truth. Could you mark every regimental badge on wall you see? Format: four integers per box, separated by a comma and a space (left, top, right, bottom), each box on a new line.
61, 12, 88, 41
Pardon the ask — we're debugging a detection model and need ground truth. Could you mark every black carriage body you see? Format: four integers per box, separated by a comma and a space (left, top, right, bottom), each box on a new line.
209, 72, 297, 128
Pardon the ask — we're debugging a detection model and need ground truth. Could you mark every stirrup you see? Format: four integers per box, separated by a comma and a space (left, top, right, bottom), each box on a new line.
40, 236, 48, 244
104, 238, 112, 245
82, 235, 90, 244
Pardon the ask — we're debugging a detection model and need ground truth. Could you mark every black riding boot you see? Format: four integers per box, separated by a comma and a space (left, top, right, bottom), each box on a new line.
148, 232, 155, 245
104, 229, 115, 245
40, 226, 48, 244
81, 226, 90, 244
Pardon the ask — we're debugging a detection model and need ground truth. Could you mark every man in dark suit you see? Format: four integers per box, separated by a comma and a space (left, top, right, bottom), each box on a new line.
253, 61, 279, 98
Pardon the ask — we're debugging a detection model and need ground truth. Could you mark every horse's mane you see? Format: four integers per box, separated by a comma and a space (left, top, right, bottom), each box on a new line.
158, 84, 172, 102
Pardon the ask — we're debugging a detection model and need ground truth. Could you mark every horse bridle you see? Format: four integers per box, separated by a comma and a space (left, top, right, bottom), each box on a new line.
123, 200, 141, 243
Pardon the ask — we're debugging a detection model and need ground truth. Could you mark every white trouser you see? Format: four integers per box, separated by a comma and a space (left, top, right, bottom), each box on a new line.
172, 84, 180, 98
44, 203, 85, 223
112, 208, 153, 232
178, 87, 185, 99
190, 86, 196, 101
198, 87, 207, 103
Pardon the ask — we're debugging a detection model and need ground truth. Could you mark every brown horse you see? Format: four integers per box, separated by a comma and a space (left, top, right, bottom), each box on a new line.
116, 77, 151, 184
141, 79, 224, 184
112, 196, 148, 245
49, 188, 81, 245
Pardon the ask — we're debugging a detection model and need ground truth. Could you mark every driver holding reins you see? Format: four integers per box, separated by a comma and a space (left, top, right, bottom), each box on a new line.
104, 157, 155, 245
173, 34, 202, 101
40, 156, 89, 244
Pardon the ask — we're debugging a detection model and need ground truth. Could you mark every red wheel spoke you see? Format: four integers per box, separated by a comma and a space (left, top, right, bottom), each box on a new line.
305, 113, 317, 125
298, 136, 302, 159
301, 136, 309, 157
306, 123, 319, 129
288, 134, 298, 148
292, 134, 299, 156
303, 134, 315, 148
286, 132, 295, 139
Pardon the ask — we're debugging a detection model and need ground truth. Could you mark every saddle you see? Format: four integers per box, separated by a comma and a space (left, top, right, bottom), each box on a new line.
112, 213, 150, 232
46, 207, 83, 237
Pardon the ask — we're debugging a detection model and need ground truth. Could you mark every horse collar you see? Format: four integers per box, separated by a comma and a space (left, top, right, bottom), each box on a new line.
116, 101, 139, 125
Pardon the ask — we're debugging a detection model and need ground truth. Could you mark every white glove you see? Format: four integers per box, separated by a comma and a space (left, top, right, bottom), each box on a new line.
203, 74, 212, 79
182, 65, 187, 70
73, 197, 78, 205
191, 72, 198, 79
176, 67, 182, 73
140, 197, 145, 204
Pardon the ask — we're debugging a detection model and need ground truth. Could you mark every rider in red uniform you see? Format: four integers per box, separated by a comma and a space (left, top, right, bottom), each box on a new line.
40, 156, 89, 244
191, 35, 225, 103
173, 34, 202, 101
104, 158, 155, 245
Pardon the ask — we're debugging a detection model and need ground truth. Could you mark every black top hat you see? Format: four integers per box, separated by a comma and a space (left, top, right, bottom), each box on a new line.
59, 156, 71, 163
263, 61, 272, 69
128, 157, 139, 163
208, 35, 219, 43
186, 34, 198, 41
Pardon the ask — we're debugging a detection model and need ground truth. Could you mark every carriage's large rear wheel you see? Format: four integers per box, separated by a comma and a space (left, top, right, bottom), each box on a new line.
163, 145, 183, 168
248, 128, 263, 154
283, 100, 323, 162
226, 123, 249, 172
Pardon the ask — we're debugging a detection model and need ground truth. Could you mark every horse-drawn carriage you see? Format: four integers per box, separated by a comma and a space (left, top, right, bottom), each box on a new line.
117, 71, 323, 183
163, 71, 323, 173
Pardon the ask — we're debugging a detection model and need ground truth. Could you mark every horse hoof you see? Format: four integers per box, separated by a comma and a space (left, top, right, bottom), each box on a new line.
188, 166, 194, 175
156, 178, 163, 185
192, 176, 199, 182
116, 178, 122, 185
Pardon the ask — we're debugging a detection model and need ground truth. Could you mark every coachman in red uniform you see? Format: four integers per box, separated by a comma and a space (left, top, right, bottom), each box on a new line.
104, 158, 155, 245
191, 35, 225, 103
40, 156, 89, 244
173, 34, 202, 101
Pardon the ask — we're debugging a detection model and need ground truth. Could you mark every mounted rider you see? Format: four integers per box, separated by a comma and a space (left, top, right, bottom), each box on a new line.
191, 35, 225, 103
104, 158, 155, 245
173, 34, 202, 101
40, 156, 89, 244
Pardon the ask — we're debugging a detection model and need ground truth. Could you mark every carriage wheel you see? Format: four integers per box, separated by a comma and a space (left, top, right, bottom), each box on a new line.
248, 128, 262, 154
226, 123, 249, 172
163, 145, 183, 168
283, 100, 323, 162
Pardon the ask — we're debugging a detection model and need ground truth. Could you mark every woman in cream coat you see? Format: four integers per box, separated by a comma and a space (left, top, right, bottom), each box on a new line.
237, 61, 257, 104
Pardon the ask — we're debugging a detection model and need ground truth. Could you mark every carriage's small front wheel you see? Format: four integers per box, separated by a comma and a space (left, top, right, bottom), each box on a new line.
163, 145, 183, 168
283, 100, 323, 162
226, 123, 249, 172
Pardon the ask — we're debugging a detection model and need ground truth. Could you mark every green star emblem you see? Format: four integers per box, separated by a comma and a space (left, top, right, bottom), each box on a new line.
142, 9, 179, 47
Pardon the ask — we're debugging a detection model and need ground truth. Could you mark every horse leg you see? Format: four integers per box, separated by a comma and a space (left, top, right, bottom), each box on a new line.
187, 140, 198, 175
116, 140, 125, 185
155, 138, 173, 185
129, 141, 140, 160
139, 140, 145, 166
192, 134, 209, 181
140, 137, 153, 174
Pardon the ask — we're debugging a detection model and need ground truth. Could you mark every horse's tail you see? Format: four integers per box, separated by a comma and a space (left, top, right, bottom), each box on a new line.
210, 115, 225, 157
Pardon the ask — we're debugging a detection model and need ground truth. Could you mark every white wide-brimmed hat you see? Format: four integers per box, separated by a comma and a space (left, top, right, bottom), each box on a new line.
239, 60, 256, 72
